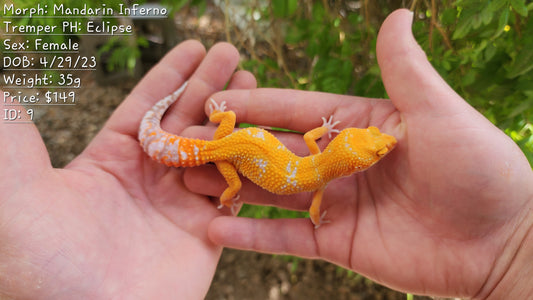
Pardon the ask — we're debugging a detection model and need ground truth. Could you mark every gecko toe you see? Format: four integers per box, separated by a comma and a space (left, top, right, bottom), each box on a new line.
314, 210, 331, 229
217, 194, 241, 216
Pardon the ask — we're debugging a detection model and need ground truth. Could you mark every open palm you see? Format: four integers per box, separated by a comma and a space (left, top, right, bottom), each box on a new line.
0, 41, 256, 299
196, 10, 533, 298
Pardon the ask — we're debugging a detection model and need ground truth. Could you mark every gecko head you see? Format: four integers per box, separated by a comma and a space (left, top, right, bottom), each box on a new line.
364, 126, 397, 158
330, 126, 397, 172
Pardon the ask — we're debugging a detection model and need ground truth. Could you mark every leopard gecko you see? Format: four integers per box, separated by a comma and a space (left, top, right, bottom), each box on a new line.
138, 81, 397, 228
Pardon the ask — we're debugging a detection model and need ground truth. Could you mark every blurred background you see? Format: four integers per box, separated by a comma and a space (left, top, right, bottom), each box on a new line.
2, 0, 531, 299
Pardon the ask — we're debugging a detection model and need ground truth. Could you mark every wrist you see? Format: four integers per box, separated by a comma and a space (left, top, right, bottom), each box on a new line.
482, 205, 533, 299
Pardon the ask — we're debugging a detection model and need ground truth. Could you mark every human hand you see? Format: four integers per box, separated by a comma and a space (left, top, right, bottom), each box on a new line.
186, 9, 533, 298
0, 41, 256, 299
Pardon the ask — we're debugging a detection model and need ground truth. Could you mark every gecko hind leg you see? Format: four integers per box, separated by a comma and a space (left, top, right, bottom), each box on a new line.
215, 160, 242, 215
309, 188, 331, 228
209, 99, 236, 140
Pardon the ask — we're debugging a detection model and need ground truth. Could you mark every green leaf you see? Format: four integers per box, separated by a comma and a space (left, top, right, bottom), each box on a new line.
498, 7, 510, 32
442, 59, 452, 71
507, 47, 533, 78
508, 98, 533, 118
441, 8, 457, 26
480, 5, 494, 25
287, 0, 298, 16
511, 0, 528, 16
453, 17, 473, 39
462, 69, 477, 86
484, 43, 498, 61
488, 0, 508, 12
272, 0, 297, 17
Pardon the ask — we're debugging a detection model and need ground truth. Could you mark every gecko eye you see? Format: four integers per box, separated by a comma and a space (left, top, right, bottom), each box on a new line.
377, 147, 389, 157
375, 135, 397, 157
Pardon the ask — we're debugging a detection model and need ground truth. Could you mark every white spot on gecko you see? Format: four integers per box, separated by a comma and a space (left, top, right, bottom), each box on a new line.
253, 131, 265, 140
255, 158, 267, 174
169, 139, 180, 163
286, 161, 298, 187
180, 150, 188, 160
148, 141, 164, 157
193, 145, 200, 161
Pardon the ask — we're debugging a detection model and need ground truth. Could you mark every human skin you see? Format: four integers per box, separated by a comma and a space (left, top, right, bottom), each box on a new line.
185, 9, 533, 299
0, 41, 257, 299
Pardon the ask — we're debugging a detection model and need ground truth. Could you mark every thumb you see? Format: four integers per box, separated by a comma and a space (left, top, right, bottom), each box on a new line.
0, 100, 51, 187
376, 9, 466, 116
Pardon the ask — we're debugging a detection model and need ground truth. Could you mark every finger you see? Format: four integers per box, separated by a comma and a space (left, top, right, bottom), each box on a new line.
184, 165, 312, 211
161, 42, 241, 132
208, 216, 321, 258
376, 9, 471, 116
185, 162, 360, 214
200, 69, 257, 124
0, 102, 51, 180
209, 88, 398, 133
226, 70, 257, 90
181, 124, 320, 155
105, 40, 207, 136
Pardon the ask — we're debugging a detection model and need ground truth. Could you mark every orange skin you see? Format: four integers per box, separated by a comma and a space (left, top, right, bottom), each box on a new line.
139, 82, 397, 227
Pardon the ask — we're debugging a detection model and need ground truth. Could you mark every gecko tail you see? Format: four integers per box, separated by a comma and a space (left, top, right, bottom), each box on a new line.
138, 81, 207, 167
138, 81, 188, 142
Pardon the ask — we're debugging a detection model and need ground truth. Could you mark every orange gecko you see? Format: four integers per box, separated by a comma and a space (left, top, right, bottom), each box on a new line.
138, 81, 397, 228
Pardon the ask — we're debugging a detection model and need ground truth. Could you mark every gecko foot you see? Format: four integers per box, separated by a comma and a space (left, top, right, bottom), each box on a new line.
321, 116, 341, 138
217, 194, 241, 215
209, 98, 227, 115
313, 210, 331, 229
